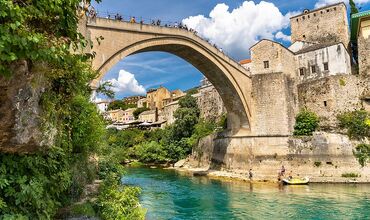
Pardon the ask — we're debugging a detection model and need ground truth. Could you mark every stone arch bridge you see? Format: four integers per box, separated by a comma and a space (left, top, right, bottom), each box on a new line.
83, 18, 253, 134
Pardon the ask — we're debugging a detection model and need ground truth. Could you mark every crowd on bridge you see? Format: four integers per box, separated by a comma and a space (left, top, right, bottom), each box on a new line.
86, 8, 230, 56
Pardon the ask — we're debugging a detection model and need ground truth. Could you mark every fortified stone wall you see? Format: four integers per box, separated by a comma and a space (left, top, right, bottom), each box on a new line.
290, 3, 350, 49
250, 40, 295, 77
250, 72, 297, 135
297, 75, 369, 129
186, 132, 370, 182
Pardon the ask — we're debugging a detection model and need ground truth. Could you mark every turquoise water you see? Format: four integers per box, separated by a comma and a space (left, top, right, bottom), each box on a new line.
122, 167, 370, 220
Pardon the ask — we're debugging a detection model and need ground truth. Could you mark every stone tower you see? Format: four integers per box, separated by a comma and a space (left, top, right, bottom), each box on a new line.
290, 3, 350, 49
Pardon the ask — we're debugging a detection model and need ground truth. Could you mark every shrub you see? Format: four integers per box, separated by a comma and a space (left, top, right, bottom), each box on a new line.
96, 174, 145, 220
314, 161, 322, 167
133, 141, 168, 163
293, 109, 320, 136
338, 110, 370, 140
353, 144, 370, 167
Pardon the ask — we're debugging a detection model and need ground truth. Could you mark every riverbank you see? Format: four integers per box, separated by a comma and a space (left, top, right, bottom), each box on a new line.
180, 132, 370, 183
172, 166, 370, 184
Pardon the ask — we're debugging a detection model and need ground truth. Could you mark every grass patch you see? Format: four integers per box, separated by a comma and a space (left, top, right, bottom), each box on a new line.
341, 173, 360, 178
70, 202, 96, 217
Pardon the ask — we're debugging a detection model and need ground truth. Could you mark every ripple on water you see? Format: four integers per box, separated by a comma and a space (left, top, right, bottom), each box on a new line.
122, 168, 370, 220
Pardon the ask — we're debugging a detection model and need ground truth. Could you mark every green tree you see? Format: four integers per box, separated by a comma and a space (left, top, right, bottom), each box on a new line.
350, 0, 359, 15
338, 110, 370, 140
171, 94, 200, 140
108, 101, 136, 110
293, 109, 320, 136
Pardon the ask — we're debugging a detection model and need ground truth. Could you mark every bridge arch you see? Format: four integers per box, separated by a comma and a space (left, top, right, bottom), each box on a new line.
85, 18, 252, 133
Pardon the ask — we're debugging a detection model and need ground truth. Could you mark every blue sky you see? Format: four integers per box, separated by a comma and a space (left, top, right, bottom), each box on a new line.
93, 0, 370, 99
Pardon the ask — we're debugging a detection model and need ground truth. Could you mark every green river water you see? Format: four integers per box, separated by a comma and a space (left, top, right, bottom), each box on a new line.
121, 167, 370, 220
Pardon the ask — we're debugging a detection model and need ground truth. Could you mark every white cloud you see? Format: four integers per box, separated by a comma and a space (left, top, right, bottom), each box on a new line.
106, 70, 146, 95
182, 1, 294, 59
275, 31, 291, 42
315, 0, 370, 8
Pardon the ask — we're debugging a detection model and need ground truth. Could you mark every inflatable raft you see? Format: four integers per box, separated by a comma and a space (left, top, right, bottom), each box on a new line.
282, 177, 309, 185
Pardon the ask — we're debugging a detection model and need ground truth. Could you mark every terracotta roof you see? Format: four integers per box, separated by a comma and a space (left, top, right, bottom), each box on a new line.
239, 59, 251, 65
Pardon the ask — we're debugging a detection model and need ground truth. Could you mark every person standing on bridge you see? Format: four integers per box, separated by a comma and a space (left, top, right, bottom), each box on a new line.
130, 16, 136, 23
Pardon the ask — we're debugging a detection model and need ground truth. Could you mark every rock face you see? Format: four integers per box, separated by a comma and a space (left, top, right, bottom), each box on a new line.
0, 61, 54, 153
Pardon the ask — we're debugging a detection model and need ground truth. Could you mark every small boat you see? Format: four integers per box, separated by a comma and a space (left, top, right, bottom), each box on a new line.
282, 177, 309, 185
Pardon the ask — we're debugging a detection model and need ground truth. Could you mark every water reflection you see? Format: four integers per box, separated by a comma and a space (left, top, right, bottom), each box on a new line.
122, 168, 370, 220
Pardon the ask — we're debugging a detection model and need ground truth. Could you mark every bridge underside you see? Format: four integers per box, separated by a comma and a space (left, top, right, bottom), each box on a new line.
85, 18, 253, 134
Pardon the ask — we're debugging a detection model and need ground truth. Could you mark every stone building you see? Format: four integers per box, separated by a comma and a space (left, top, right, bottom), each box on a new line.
243, 2, 368, 133
122, 95, 145, 106
290, 3, 350, 49
105, 108, 136, 123
120, 108, 136, 124
105, 109, 124, 122
162, 100, 179, 125
139, 109, 157, 123
94, 100, 110, 113
146, 86, 171, 110
292, 42, 351, 81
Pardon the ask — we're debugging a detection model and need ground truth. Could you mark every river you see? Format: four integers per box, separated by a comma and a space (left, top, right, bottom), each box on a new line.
121, 167, 370, 220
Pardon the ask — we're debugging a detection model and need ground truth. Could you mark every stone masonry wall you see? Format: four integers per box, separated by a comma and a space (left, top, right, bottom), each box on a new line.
290, 3, 350, 49
250, 40, 295, 77
298, 75, 369, 130
358, 34, 370, 76
186, 132, 370, 182
251, 72, 298, 135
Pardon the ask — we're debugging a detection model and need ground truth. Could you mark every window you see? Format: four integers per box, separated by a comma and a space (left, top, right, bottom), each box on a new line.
308, 15, 310, 18
324, 62, 329, 71
324, 101, 327, 107
311, 65, 316, 73
302, 16, 305, 20
263, 61, 269, 69
313, 13, 316, 17
303, 34, 306, 39
299, 68, 305, 76
296, 18, 299, 22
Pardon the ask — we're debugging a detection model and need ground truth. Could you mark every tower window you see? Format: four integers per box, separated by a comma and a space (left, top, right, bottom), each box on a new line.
263, 61, 269, 69
324, 62, 329, 71
324, 101, 327, 107
314, 13, 316, 17
299, 68, 305, 76
296, 18, 299, 22
311, 65, 316, 73
303, 35, 306, 39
